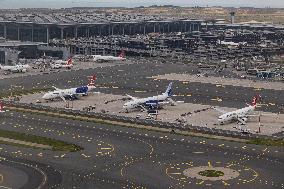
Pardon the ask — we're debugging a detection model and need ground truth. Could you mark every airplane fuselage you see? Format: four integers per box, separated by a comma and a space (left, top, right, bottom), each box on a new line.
1, 65, 30, 73
123, 94, 168, 110
218, 106, 256, 124
91, 55, 126, 61
42, 86, 95, 101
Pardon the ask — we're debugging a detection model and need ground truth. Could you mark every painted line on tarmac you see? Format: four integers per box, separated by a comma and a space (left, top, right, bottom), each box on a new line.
6, 106, 248, 143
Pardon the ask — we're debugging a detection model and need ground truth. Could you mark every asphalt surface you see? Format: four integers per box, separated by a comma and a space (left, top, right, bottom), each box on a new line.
0, 110, 283, 189
0, 155, 61, 189
0, 60, 283, 113
0, 59, 283, 188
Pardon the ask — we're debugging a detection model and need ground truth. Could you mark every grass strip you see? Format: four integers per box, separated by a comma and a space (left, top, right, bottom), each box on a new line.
247, 138, 284, 147
198, 170, 224, 177
0, 129, 83, 152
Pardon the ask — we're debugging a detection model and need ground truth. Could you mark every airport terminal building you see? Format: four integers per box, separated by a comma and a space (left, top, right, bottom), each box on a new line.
0, 18, 202, 43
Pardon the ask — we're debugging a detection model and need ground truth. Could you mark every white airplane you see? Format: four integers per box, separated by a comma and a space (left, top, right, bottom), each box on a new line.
214, 95, 261, 125
51, 58, 73, 69
42, 75, 96, 102
217, 40, 246, 47
90, 51, 126, 62
123, 82, 174, 112
0, 64, 30, 73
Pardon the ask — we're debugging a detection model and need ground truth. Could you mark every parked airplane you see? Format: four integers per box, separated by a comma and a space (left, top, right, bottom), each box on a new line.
51, 58, 73, 69
123, 82, 174, 112
214, 95, 261, 125
90, 51, 126, 62
217, 40, 247, 47
42, 75, 96, 102
0, 64, 30, 73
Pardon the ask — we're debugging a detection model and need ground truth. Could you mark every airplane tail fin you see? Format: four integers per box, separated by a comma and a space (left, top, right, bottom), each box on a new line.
66, 58, 73, 65
88, 75, 96, 86
164, 82, 173, 97
251, 95, 261, 106
0, 102, 4, 112
118, 50, 125, 58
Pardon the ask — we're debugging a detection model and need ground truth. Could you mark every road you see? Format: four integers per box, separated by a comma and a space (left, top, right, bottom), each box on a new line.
0, 110, 283, 188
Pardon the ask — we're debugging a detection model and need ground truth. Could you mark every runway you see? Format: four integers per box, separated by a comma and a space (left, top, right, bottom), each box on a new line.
0, 110, 283, 188
0, 60, 283, 113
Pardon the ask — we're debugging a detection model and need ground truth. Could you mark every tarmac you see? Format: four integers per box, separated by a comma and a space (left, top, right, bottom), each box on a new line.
0, 59, 132, 79
0, 110, 283, 188
152, 73, 284, 91
0, 59, 283, 114
0, 58, 284, 188
18, 91, 284, 137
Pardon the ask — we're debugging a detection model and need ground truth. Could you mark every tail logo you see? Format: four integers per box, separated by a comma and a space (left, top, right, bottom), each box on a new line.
0, 102, 3, 112
88, 75, 96, 86
67, 58, 72, 65
165, 82, 173, 96
119, 50, 125, 58
251, 95, 260, 106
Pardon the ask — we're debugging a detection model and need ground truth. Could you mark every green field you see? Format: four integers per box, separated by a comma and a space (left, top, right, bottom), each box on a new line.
198, 170, 224, 177
0, 129, 83, 152
247, 138, 284, 147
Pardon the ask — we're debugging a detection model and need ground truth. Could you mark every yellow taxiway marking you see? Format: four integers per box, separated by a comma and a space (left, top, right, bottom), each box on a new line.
226, 163, 234, 167
197, 180, 204, 185
193, 151, 204, 154
0, 174, 3, 183
208, 161, 212, 167
222, 181, 230, 186
100, 148, 112, 150
81, 154, 91, 158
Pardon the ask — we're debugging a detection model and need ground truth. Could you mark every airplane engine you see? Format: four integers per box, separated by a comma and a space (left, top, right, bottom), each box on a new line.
237, 117, 248, 125
241, 117, 248, 122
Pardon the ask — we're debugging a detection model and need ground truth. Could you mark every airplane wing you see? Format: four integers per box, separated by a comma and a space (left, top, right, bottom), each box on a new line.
167, 98, 179, 106
236, 117, 247, 125
126, 94, 138, 100
212, 107, 227, 114
58, 93, 66, 102
138, 104, 148, 112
